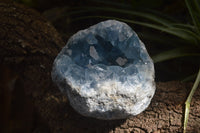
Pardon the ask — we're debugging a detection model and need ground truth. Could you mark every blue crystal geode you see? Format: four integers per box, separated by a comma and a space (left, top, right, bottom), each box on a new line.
52, 20, 155, 120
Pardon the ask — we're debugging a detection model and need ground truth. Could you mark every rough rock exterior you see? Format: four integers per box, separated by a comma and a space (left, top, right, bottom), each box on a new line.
52, 20, 155, 120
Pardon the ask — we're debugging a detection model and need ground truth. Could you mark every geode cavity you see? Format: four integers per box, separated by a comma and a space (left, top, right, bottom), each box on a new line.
52, 20, 155, 120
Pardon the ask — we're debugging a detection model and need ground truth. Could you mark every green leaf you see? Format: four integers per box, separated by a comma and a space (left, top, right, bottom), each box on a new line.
171, 23, 195, 31
137, 32, 187, 47
185, 0, 200, 33
181, 73, 198, 82
152, 47, 200, 63
72, 16, 199, 44
71, 7, 174, 27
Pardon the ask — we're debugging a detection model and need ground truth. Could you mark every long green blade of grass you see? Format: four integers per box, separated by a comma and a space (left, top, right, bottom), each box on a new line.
137, 32, 187, 47
182, 73, 198, 82
152, 47, 200, 63
171, 23, 195, 31
185, 0, 200, 33
70, 7, 174, 27
72, 16, 200, 44
184, 68, 200, 133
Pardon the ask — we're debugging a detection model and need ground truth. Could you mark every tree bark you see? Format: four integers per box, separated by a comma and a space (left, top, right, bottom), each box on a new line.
0, 2, 199, 133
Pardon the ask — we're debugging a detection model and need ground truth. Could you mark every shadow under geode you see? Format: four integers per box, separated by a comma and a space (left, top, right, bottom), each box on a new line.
63, 103, 127, 133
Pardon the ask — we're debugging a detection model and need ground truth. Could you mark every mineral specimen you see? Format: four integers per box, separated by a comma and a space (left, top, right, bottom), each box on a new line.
52, 20, 155, 120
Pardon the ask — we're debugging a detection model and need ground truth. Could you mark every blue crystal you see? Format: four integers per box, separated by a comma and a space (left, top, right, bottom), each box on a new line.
52, 20, 155, 120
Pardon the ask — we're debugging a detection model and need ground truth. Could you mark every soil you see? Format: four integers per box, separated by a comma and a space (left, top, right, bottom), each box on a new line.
0, 2, 200, 133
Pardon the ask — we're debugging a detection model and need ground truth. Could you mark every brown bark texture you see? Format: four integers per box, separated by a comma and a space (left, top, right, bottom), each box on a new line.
0, 2, 200, 133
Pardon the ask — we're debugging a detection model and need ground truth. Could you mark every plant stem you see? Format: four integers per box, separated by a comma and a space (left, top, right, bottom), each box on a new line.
184, 68, 200, 133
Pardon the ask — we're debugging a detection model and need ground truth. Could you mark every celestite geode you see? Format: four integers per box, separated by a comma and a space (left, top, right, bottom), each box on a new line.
52, 20, 155, 120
